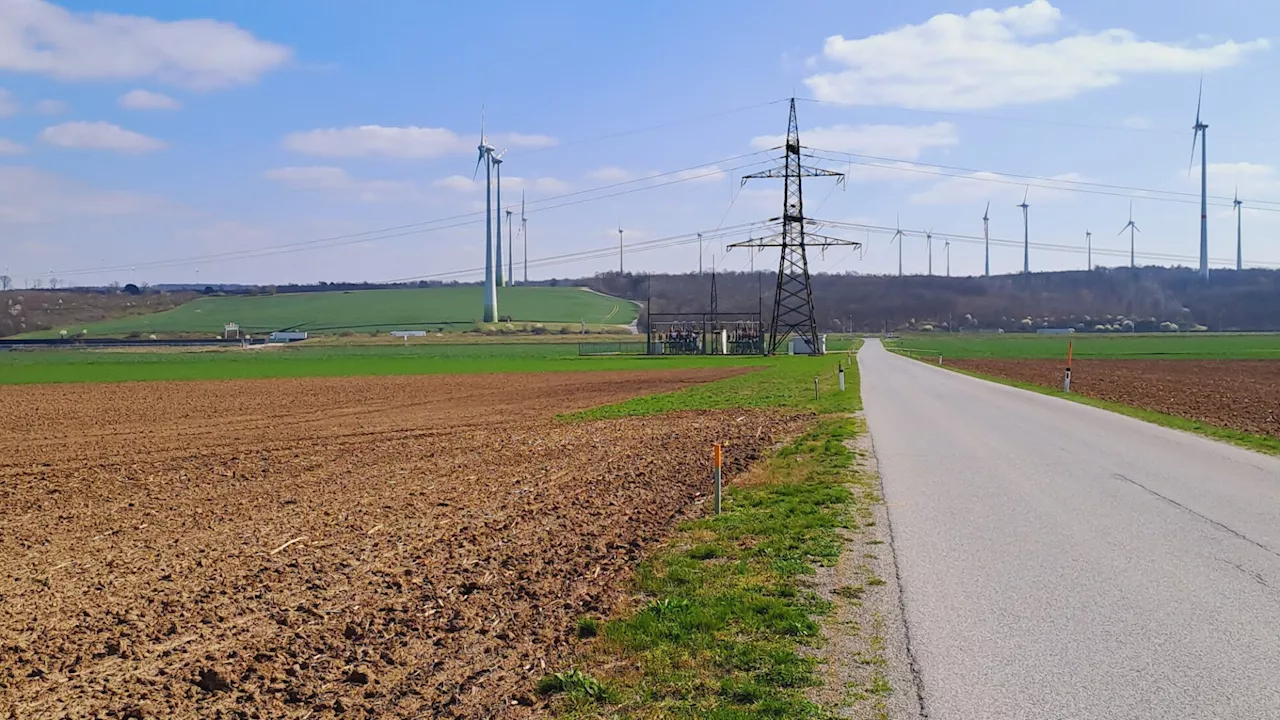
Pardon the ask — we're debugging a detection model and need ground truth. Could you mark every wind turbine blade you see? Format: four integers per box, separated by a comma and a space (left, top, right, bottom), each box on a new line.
473, 150, 484, 181
984, 201, 990, 219
1133, 224, 1140, 233
1188, 130, 1198, 176
1118, 225, 1127, 236
1195, 75, 1203, 125
1022, 186, 1029, 204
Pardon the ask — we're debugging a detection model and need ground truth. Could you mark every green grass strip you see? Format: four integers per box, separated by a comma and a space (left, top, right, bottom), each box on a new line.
541, 417, 863, 718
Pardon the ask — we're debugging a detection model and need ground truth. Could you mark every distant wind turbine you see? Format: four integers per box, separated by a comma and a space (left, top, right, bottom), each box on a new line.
982, 202, 990, 277
944, 238, 951, 277
492, 150, 507, 287
1190, 78, 1209, 280
521, 191, 528, 284
1119, 202, 1140, 268
1234, 188, 1243, 271
1018, 187, 1030, 274
926, 229, 934, 276
1085, 230, 1093, 271
505, 207, 514, 285
890, 215, 905, 277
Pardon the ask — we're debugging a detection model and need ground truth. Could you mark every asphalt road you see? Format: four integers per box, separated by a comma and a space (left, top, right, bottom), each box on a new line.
859, 339, 1280, 720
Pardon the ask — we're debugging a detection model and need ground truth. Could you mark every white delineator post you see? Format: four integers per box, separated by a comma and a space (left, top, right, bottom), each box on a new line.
838, 362, 846, 392
1064, 341, 1074, 393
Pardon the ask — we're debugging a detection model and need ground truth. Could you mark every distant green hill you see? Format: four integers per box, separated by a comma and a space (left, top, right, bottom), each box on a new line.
27, 286, 638, 337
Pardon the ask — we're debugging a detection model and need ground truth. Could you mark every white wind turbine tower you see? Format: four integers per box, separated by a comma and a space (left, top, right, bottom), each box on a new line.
506, 207, 514, 285
1190, 78, 1209, 280
492, 150, 507, 287
1085, 230, 1093, 270
1234, 188, 1243, 271
944, 238, 951, 277
521, 191, 528, 284
982, 202, 990, 277
473, 116, 498, 322
617, 224, 624, 273
1119, 202, 1140, 268
890, 215, 905, 277
925, 229, 934, 276
1018, 187, 1030, 274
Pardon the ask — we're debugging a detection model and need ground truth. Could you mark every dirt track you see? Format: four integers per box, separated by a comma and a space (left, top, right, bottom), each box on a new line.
0, 369, 803, 719
947, 358, 1280, 438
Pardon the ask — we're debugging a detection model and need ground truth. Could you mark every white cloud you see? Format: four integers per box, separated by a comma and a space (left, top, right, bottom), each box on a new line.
264, 166, 420, 202
119, 89, 181, 110
0, 138, 26, 154
674, 165, 727, 184
909, 171, 1088, 205
0, 89, 16, 116
38, 121, 166, 153
282, 125, 557, 158
1198, 162, 1280, 199
33, 99, 68, 115
587, 166, 632, 182
804, 0, 1269, 110
430, 174, 569, 194
0, 165, 166, 223
1121, 115, 1151, 130
0, 0, 291, 89
751, 122, 957, 159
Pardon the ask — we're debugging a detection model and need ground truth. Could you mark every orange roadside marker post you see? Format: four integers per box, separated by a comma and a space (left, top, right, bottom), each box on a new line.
713, 443, 723, 515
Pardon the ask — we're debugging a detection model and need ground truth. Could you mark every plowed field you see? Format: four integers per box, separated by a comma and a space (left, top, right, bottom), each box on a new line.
947, 358, 1280, 438
0, 369, 804, 719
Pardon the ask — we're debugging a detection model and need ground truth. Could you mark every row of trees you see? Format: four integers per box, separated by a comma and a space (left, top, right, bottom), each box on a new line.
584, 267, 1280, 332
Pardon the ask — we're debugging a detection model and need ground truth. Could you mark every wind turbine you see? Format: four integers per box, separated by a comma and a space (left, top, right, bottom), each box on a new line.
521, 190, 528, 284
492, 150, 507, 287
698, 232, 703, 275
473, 115, 497, 322
505, 207, 514, 285
944, 238, 951, 277
1119, 202, 1139, 268
1234, 188, 1243, 271
1085, 230, 1093, 270
1018, 187, 1030, 274
982, 202, 990, 277
618, 224, 624, 273
925, 229, 933, 276
890, 215, 905, 277
1190, 78, 1209, 280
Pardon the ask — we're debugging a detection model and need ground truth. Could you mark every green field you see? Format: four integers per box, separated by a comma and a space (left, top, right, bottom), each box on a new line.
0, 342, 776, 385
886, 333, 1280, 360
23, 286, 638, 338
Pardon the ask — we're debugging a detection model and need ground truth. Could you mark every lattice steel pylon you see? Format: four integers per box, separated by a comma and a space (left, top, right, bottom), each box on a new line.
728, 98, 858, 355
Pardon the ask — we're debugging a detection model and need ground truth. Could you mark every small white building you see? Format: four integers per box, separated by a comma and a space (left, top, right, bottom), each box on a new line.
789, 334, 827, 355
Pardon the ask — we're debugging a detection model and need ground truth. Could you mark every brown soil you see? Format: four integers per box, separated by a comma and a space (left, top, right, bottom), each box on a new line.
948, 358, 1280, 438
0, 369, 804, 719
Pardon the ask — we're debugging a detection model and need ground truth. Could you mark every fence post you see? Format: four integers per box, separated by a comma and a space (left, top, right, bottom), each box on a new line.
1063, 341, 1074, 392
813, 377, 819, 400
713, 443, 723, 515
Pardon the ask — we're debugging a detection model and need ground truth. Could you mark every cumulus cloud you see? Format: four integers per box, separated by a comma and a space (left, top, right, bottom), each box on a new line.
586, 166, 632, 182
674, 165, 727, 183
752, 122, 957, 159
0, 0, 291, 89
38, 121, 166, 153
264, 166, 420, 202
909, 171, 1088, 205
0, 138, 26, 155
0, 89, 16, 116
0, 165, 166, 223
1197, 162, 1280, 200
430, 174, 569, 194
33, 99, 68, 115
119, 89, 181, 110
804, 0, 1268, 110
282, 125, 557, 158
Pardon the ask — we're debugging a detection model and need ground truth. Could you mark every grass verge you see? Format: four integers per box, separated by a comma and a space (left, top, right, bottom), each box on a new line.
540, 418, 863, 718
563, 339, 863, 420
936, 362, 1280, 456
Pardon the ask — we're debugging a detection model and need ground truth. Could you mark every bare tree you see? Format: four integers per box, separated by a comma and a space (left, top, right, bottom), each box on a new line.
0, 275, 11, 291
48, 277, 60, 290
31, 278, 42, 289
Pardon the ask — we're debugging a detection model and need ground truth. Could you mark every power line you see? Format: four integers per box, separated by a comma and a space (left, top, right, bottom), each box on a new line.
39, 152, 778, 279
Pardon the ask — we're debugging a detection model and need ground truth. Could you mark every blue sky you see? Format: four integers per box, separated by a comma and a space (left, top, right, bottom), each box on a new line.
0, 0, 1276, 286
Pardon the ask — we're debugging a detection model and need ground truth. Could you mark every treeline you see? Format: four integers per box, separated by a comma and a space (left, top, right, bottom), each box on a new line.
583, 267, 1280, 332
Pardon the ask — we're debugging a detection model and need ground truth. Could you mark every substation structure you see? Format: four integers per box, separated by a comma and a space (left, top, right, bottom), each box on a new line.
646, 312, 764, 356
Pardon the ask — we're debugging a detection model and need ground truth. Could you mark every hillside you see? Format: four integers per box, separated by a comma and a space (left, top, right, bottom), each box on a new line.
586, 267, 1280, 333
24, 286, 637, 337
1, 290, 197, 338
